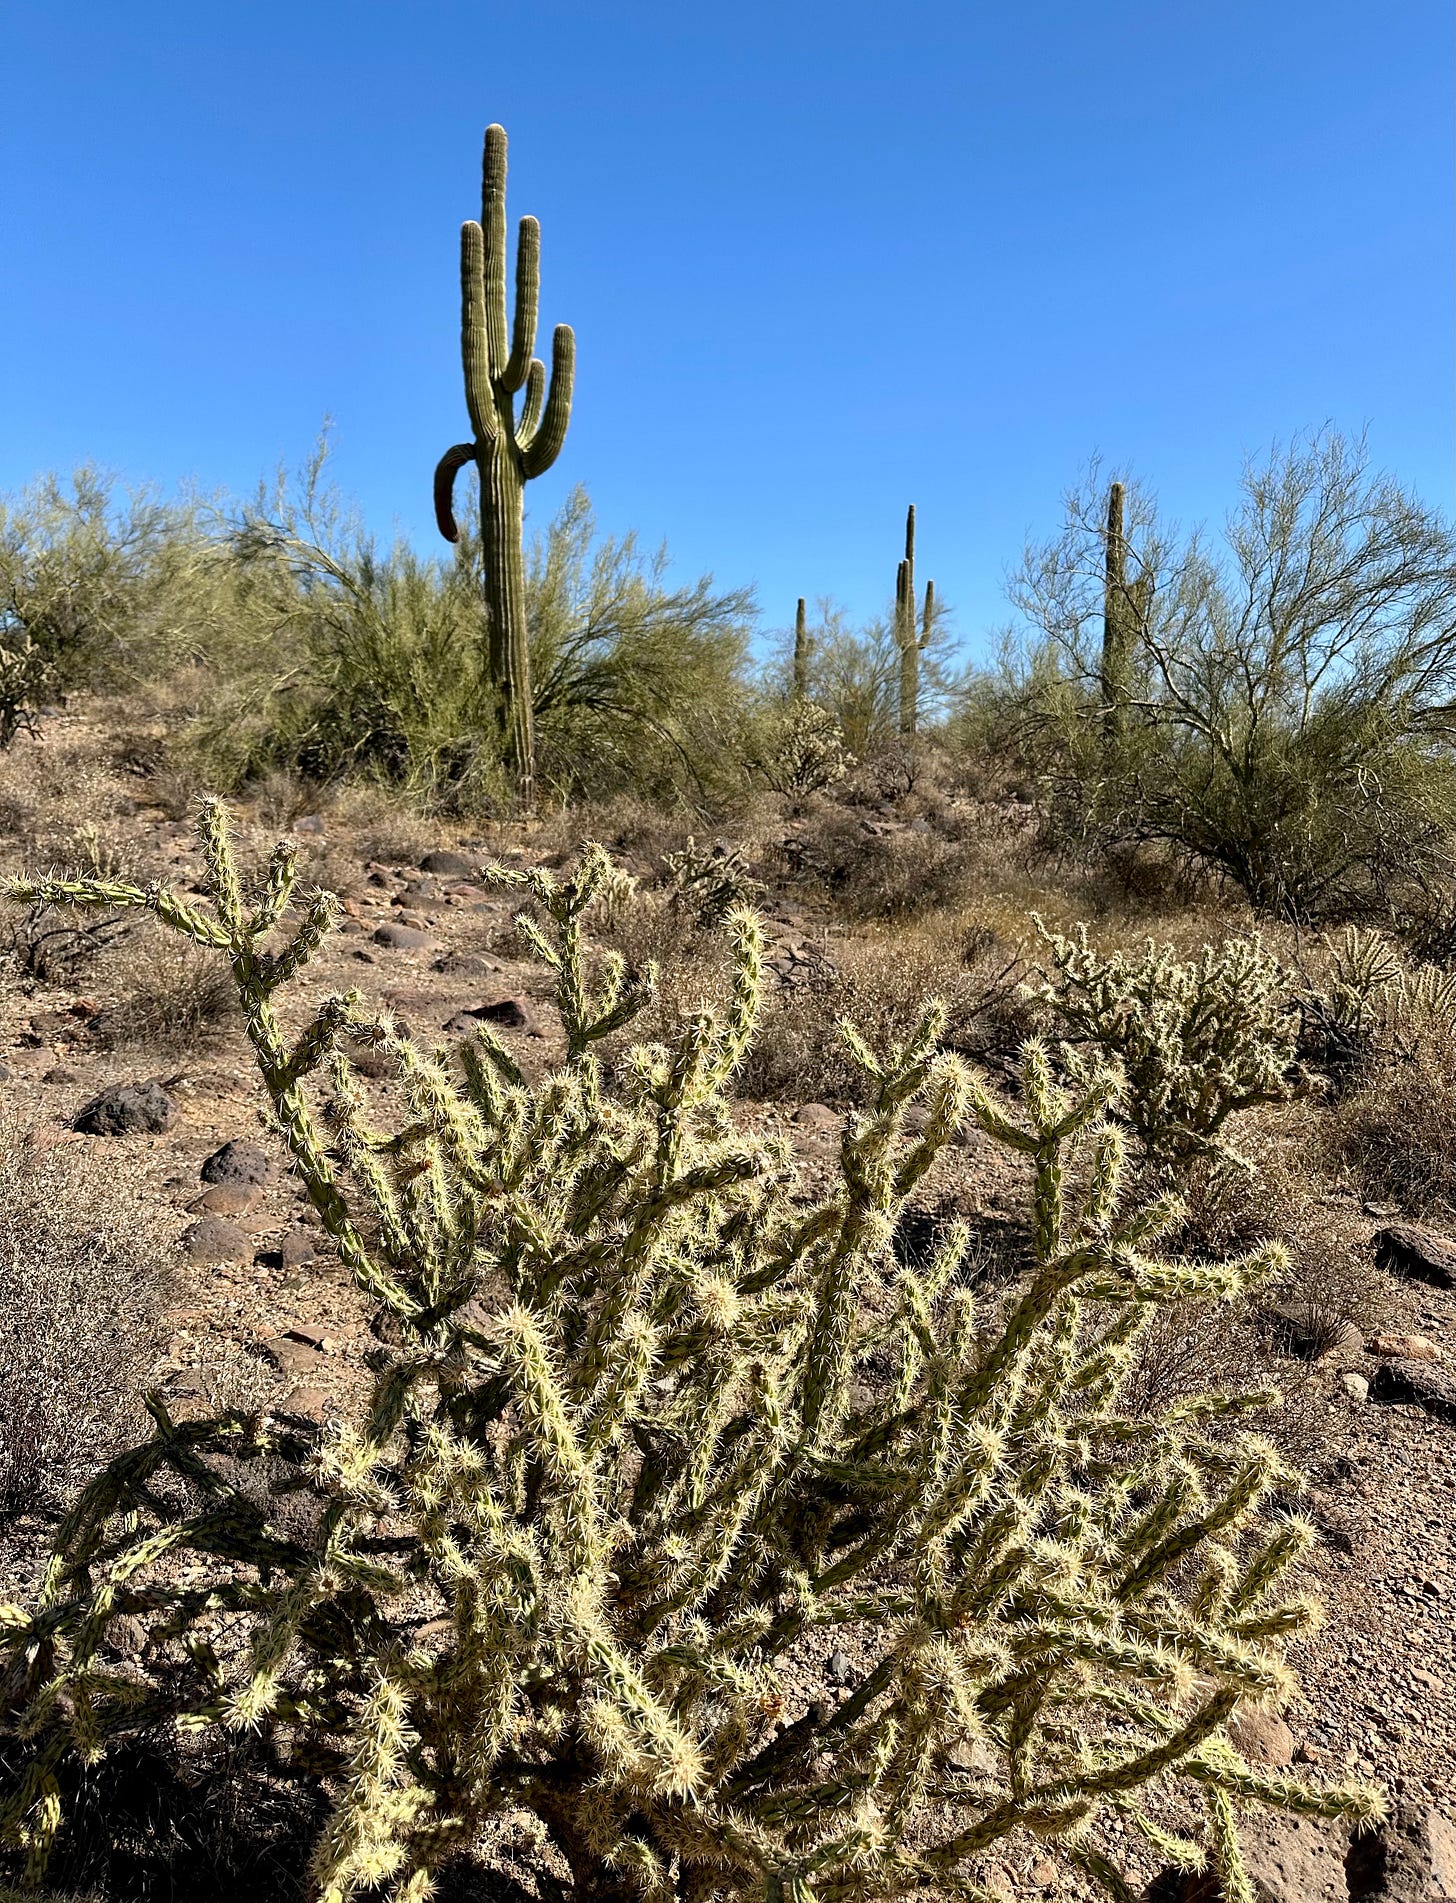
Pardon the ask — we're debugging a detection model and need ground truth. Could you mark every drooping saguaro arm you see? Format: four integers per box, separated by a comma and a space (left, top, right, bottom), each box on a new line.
895, 505, 934, 736
433, 123, 576, 806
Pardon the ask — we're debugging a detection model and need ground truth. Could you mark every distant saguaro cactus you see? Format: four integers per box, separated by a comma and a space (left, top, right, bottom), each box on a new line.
1100, 480, 1151, 744
434, 123, 575, 805
894, 504, 934, 735
792, 596, 810, 698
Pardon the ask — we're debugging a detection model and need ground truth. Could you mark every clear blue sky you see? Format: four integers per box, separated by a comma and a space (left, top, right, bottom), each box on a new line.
2, 2, 1450, 655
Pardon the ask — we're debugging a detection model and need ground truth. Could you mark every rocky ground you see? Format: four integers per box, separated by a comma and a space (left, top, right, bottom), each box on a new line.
0, 732, 1451, 1902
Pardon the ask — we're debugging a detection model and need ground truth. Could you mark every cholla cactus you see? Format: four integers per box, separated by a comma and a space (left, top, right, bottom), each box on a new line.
761, 697, 852, 795
1034, 923, 1301, 1178
0, 805, 1378, 1901
664, 835, 762, 925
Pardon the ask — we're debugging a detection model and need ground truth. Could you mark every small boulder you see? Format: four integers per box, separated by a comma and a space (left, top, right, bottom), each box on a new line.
293, 814, 327, 835
1228, 1707, 1295, 1767
1346, 1805, 1456, 1903
200, 1139, 273, 1189
1147, 1813, 1349, 1903
74, 1080, 178, 1135
475, 996, 537, 1034
1372, 1222, 1456, 1292
794, 1102, 840, 1129
420, 849, 479, 879
1369, 1358, 1456, 1426
1340, 1371, 1370, 1403
185, 1214, 252, 1264
278, 1228, 316, 1268
1367, 1334, 1441, 1362
373, 921, 435, 952
188, 1182, 259, 1217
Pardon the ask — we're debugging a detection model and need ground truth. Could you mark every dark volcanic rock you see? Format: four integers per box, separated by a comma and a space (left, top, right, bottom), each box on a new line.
1368, 1358, 1456, 1426
1347, 1806, 1456, 1903
419, 849, 479, 879
200, 1139, 273, 1189
74, 1080, 178, 1135
1373, 1222, 1456, 1291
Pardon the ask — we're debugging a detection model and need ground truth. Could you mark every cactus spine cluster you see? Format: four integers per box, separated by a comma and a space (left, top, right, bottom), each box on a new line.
1099, 481, 1150, 745
434, 123, 575, 806
894, 505, 934, 736
0, 807, 1381, 1901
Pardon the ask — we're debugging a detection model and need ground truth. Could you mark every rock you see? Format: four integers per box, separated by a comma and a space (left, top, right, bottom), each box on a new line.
106, 1612, 150, 1657
475, 996, 537, 1034
293, 814, 327, 835
434, 951, 502, 980
420, 849, 479, 879
1229, 1707, 1295, 1767
1347, 1805, 1456, 1903
74, 1080, 178, 1135
42, 1063, 85, 1085
184, 1214, 252, 1264
945, 1736, 996, 1775
278, 1228, 316, 1267
392, 883, 453, 913
263, 1332, 327, 1378
1262, 1302, 1362, 1360
373, 921, 435, 952
282, 1385, 331, 1421
201, 1139, 274, 1189
1341, 1372, 1371, 1403
826, 1649, 855, 1686
1367, 1334, 1442, 1362
1148, 1813, 1350, 1903
188, 1182, 259, 1217
794, 1102, 840, 1129
1368, 1358, 1456, 1427
281, 1322, 338, 1352
1373, 1223, 1456, 1292
1030, 1859, 1058, 1889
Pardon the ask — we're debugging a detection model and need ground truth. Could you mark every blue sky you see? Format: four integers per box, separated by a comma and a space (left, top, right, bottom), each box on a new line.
2, 1, 1450, 656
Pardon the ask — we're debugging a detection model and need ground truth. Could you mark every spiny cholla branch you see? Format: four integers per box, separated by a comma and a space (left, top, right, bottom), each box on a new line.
0, 801, 1380, 1902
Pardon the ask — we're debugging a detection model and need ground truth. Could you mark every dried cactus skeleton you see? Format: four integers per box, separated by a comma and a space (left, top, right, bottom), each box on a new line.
0, 803, 1379, 1901
434, 123, 575, 805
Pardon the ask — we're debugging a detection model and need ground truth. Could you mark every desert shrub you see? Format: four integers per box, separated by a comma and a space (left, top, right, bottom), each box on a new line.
1034, 924, 1301, 1179
778, 806, 984, 922
0, 804, 1379, 1900
1004, 432, 1456, 917
747, 697, 852, 795
0, 1119, 177, 1512
736, 920, 1029, 1104
1334, 977, 1456, 1214
663, 834, 762, 925
93, 924, 237, 1050
0, 468, 221, 743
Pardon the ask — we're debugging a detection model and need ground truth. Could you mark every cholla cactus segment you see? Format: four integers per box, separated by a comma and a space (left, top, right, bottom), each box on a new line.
1033, 922, 1302, 1178
0, 802, 1379, 1901
663, 836, 762, 926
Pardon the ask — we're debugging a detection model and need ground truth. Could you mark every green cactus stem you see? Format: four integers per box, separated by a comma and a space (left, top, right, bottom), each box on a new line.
1100, 480, 1151, 746
895, 505, 934, 736
792, 597, 810, 698
434, 123, 575, 806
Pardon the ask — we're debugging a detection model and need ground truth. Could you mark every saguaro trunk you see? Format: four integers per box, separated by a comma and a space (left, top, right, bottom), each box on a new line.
434, 124, 576, 807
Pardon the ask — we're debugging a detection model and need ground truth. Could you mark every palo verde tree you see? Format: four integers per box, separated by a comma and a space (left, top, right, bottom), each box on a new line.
434, 122, 575, 806
1009, 432, 1456, 916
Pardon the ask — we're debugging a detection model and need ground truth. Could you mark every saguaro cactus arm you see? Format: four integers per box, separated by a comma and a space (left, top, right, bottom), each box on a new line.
432, 122, 576, 803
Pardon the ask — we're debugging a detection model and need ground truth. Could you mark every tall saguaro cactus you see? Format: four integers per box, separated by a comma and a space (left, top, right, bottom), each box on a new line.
894, 503, 935, 735
792, 596, 810, 697
434, 123, 575, 805
1100, 479, 1150, 746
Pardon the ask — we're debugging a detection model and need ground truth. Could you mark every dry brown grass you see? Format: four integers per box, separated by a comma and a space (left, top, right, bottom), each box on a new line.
0, 1116, 180, 1510
93, 921, 237, 1051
